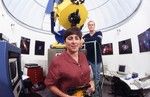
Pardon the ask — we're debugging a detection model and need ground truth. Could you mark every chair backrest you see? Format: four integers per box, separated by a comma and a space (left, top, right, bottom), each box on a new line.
119, 79, 131, 97
111, 76, 131, 97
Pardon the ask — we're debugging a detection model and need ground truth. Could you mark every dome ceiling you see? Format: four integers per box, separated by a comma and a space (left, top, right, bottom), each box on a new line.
2, 0, 142, 34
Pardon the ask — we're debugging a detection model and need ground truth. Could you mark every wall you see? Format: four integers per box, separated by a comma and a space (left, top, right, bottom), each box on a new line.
0, 2, 56, 75
0, 0, 150, 77
102, 0, 150, 77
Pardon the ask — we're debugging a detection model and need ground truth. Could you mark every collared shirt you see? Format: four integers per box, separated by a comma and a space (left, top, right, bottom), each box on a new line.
44, 51, 90, 96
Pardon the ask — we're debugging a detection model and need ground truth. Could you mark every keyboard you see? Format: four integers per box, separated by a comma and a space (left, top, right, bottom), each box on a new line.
133, 80, 142, 88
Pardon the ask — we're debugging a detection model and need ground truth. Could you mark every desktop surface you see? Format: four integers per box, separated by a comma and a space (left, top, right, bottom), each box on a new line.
103, 70, 150, 90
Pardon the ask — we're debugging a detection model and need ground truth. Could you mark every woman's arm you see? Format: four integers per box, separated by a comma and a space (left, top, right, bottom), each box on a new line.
89, 80, 95, 92
48, 85, 77, 97
88, 65, 95, 93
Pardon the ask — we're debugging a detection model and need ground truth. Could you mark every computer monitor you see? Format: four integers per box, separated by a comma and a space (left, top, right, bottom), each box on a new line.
0, 41, 22, 97
117, 65, 126, 75
9, 58, 19, 85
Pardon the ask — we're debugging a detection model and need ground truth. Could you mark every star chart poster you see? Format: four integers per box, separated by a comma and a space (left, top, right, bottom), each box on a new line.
20, 37, 30, 54
101, 43, 113, 55
35, 40, 45, 55
119, 39, 132, 54
138, 28, 150, 52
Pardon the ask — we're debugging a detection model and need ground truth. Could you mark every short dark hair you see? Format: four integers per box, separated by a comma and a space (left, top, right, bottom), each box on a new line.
63, 27, 82, 41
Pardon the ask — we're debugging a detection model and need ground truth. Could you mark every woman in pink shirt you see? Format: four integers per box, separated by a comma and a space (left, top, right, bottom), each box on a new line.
45, 27, 95, 97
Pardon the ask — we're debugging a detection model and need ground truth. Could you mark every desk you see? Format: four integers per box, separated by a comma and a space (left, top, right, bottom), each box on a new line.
103, 71, 150, 90
121, 78, 140, 90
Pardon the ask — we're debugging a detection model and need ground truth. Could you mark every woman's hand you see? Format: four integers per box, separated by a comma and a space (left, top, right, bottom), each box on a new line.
86, 80, 95, 95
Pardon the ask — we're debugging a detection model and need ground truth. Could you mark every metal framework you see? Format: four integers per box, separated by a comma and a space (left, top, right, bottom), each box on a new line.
84, 41, 105, 97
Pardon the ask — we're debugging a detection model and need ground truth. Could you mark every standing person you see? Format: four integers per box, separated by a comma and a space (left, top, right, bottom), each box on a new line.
83, 20, 103, 97
45, 27, 95, 97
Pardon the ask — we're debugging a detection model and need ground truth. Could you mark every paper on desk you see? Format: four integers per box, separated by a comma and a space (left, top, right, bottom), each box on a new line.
140, 79, 150, 89
133, 79, 150, 89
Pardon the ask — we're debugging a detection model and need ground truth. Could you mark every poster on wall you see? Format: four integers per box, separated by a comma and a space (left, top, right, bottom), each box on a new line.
138, 28, 150, 52
20, 37, 30, 54
101, 43, 113, 55
35, 40, 45, 55
119, 39, 132, 54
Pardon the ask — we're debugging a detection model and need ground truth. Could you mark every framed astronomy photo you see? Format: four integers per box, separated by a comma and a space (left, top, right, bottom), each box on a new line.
119, 39, 132, 54
138, 28, 150, 52
35, 40, 45, 55
101, 43, 113, 55
20, 37, 30, 54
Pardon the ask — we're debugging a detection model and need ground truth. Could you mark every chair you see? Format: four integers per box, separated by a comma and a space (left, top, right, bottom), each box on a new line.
111, 76, 124, 97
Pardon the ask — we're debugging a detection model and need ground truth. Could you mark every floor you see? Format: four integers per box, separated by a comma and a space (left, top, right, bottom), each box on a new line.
36, 84, 115, 97
22, 72, 150, 97
35, 81, 150, 97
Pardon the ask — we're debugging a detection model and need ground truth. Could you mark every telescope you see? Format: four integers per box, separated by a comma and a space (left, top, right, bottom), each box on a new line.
50, 0, 88, 48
